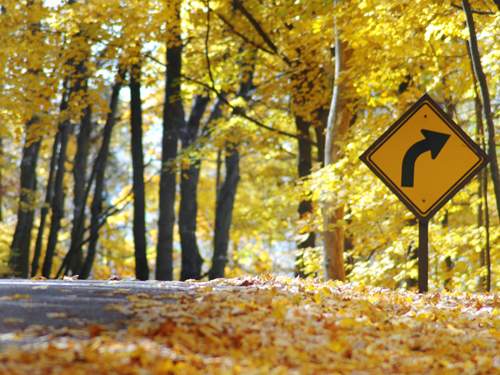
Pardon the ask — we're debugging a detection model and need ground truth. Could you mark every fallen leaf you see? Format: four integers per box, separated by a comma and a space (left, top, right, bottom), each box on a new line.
89, 324, 106, 337
3, 318, 24, 324
46, 312, 67, 319
0, 294, 30, 300
30, 276, 47, 281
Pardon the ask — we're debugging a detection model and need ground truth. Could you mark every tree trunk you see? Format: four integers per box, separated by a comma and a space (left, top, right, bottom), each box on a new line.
8, 0, 42, 278
156, 0, 185, 280
179, 95, 210, 280
441, 85, 454, 290
482, 165, 491, 292
70, 99, 92, 275
463, 0, 500, 223
55, 102, 92, 278
57, 66, 117, 278
31, 130, 60, 277
41, 119, 71, 278
295, 114, 315, 277
209, 142, 240, 280
42, 40, 89, 278
294, 75, 328, 278
130, 60, 149, 281
80, 69, 124, 279
209, 63, 255, 280
470, 65, 491, 292
323, 37, 352, 281
9, 120, 41, 278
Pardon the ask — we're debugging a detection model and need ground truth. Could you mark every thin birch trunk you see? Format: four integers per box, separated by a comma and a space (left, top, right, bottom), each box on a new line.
323, 37, 352, 281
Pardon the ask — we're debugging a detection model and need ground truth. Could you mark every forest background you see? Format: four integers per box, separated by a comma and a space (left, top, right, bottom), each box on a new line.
1, 0, 499, 292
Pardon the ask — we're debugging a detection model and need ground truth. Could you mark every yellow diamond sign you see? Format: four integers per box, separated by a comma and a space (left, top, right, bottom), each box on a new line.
360, 93, 489, 222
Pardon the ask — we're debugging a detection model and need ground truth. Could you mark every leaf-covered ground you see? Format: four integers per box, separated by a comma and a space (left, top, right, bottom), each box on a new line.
1, 275, 500, 374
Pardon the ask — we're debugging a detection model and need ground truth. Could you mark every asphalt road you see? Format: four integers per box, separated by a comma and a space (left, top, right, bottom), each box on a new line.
0, 279, 190, 347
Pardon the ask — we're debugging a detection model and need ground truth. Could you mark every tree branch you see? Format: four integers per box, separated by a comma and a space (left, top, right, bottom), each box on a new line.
144, 52, 315, 145
215, 11, 275, 55
451, 3, 495, 14
232, 0, 292, 66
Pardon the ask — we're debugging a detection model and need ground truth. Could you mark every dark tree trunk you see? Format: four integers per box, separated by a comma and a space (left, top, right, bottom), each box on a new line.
31, 130, 60, 277
207, 97, 226, 202
8, 0, 42, 278
209, 63, 255, 280
293, 81, 328, 278
442, 211, 453, 290
9, 120, 41, 278
42, 46, 88, 278
54, 102, 92, 278
62, 53, 92, 275
482, 165, 491, 292
470, 63, 491, 292
295, 114, 315, 278
441, 86, 454, 290
130, 60, 149, 280
156, 2, 185, 280
209, 143, 240, 280
69, 103, 91, 275
80, 69, 124, 279
179, 95, 210, 280
42, 119, 71, 278
463, 0, 500, 223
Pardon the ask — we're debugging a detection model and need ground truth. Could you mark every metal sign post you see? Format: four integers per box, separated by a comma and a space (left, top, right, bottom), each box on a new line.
418, 220, 428, 292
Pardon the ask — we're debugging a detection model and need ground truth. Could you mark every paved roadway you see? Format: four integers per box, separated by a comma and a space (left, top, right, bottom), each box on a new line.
0, 279, 190, 347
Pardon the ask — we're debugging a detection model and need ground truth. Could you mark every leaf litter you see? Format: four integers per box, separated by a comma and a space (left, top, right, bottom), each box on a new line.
1, 275, 500, 374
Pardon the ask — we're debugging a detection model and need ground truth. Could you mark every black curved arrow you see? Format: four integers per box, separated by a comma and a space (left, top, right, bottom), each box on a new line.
401, 129, 450, 187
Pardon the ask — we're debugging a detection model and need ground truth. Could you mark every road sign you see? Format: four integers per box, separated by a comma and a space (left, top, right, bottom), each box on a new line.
360, 93, 489, 223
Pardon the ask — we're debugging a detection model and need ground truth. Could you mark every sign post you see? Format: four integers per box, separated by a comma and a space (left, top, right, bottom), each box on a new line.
418, 220, 428, 292
360, 93, 489, 292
